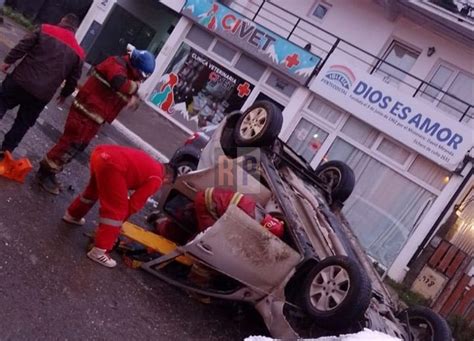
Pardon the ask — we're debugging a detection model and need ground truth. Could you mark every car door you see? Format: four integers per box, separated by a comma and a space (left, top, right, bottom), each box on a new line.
184, 205, 302, 293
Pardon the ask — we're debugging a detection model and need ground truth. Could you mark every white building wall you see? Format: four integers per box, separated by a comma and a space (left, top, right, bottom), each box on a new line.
271, 0, 473, 86
272, 0, 392, 55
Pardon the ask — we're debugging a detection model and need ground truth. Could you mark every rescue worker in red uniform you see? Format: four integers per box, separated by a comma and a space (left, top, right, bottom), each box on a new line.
37, 45, 156, 195
156, 187, 285, 244
62, 144, 174, 268
156, 187, 284, 288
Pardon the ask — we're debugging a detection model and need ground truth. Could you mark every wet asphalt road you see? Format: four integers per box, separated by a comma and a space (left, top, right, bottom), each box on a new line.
0, 17, 266, 340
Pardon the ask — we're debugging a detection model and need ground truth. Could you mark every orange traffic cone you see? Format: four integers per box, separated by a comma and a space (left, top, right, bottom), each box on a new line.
0, 151, 33, 183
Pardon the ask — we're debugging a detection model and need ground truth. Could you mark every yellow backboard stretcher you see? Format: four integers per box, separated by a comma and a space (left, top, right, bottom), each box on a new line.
121, 222, 192, 266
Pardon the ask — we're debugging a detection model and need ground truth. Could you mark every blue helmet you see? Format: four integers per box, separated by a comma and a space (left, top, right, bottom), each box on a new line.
130, 48, 156, 79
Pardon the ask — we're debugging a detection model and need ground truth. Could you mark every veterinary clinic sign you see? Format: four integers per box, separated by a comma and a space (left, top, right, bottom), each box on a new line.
182, 0, 321, 84
310, 51, 472, 170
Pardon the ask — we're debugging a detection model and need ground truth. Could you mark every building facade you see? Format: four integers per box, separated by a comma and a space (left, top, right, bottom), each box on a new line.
76, 0, 473, 282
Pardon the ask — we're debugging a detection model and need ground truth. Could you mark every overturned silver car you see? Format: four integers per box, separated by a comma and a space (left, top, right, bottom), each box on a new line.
142, 101, 451, 340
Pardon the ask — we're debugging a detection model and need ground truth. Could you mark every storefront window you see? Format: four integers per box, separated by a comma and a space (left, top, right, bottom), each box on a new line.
408, 155, 450, 191
149, 43, 254, 131
341, 116, 378, 148
307, 97, 344, 125
234, 53, 266, 81
212, 40, 237, 61
287, 118, 329, 163
376, 138, 411, 165
265, 72, 297, 98
185, 25, 213, 50
325, 138, 436, 267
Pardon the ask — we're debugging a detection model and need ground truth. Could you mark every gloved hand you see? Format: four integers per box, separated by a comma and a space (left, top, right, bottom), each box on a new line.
126, 95, 140, 111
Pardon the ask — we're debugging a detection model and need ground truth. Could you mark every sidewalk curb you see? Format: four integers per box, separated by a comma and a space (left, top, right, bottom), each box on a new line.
112, 120, 170, 163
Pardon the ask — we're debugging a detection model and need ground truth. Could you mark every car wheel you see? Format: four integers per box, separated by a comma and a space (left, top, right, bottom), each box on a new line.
302, 255, 372, 329
234, 101, 283, 147
399, 306, 452, 341
175, 160, 197, 176
315, 161, 355, 203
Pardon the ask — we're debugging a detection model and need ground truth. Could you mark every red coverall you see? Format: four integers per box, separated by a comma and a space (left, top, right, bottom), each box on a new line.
67, 145, 165, 251
42, 55, 141, 173
157, 188, 256, 243
194, 188, 256, 232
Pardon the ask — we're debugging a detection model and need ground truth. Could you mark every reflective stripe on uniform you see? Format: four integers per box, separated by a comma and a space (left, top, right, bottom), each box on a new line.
230, 192, 244, 206
91, 69, 130, 102
72, 100, 105, 125
204, 188, 244, 219
43, 156, 62, 171
204, 188, 219, 220
79, 196, 95, 205
99, 217, 123, 227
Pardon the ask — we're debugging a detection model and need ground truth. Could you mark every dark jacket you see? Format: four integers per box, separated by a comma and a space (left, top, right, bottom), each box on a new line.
4, 23, 84, 102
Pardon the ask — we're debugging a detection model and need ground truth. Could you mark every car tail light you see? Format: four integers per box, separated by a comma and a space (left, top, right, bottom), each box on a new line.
184, 133, 199, 145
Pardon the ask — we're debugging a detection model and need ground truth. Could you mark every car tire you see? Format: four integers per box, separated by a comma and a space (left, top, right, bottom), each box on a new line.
399, 306, 452, 341
302, 255, 372, 329
220, 114, 241, 159
233, 101, 283, 148
315, 161, 355, 203
175, 160, 198, 176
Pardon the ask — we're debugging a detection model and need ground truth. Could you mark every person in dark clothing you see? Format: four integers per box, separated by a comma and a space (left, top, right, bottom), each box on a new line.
0, 13, 84, 157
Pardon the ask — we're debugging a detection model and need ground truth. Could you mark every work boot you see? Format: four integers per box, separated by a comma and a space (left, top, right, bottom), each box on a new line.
87, 247, 117, 268
37, 173, 61, 195
37, 168, 61, 195
62, 211, 86, 226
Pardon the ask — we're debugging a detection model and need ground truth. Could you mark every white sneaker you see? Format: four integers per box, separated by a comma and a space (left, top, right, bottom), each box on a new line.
87, 247, 117, 268
62, 211, 86, 226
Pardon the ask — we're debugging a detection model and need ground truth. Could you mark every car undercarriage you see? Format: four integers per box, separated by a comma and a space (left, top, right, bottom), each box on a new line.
133, 102, 451, 340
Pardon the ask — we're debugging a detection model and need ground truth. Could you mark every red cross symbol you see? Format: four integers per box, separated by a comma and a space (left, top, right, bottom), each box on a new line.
209, 71, 219, 81
285, 53, 300, 68
237, 82, 251, 98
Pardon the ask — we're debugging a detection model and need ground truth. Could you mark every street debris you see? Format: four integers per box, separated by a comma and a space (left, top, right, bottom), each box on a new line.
0, 151, 33, 183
